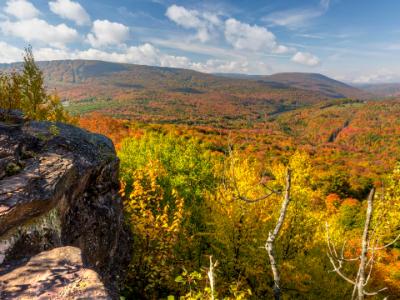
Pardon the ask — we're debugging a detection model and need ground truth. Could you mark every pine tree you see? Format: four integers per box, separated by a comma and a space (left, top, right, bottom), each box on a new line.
20, 46, 47, 120
0, 46, 74, 123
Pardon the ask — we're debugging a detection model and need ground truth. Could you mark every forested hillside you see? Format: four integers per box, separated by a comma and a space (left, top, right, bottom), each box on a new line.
217, 72, 370, 99
0, 60, 369, 125
1, 53, 399, 300
79, 98, 400, 299
358, 83, 400, 98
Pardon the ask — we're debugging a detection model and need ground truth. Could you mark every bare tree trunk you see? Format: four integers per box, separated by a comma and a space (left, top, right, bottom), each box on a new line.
208, 256, 216, 300
327, 187, 395, 298
357, 188, 375, 300
265, 169, 291, 300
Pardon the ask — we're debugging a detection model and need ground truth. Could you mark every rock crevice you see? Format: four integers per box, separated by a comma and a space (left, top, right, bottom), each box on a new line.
0, 112, 131, 298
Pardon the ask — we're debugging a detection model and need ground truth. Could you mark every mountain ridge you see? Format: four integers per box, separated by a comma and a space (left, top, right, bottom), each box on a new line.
0, 60, 372, 124
0, 60, 368, 99
216, 72, 368, 99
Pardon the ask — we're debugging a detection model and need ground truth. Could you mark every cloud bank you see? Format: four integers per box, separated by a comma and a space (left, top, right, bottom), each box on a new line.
0, 1, 322, 75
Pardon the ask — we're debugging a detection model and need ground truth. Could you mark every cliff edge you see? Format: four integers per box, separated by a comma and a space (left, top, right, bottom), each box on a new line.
0, 110, 131, 299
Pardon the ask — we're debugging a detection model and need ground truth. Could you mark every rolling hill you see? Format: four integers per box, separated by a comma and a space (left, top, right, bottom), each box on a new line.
0, 60, 370, 124
216, 72, 370, 99
357, 82, 400, 98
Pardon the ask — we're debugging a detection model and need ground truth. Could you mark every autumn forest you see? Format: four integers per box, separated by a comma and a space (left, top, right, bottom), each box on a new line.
1, 49, 400, 300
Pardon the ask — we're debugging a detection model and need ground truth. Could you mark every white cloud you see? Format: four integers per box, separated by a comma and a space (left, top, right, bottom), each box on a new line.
150, 38, 244, 60
165, 5, 221, 42
30, 44, 189, 69
49, 0, 90, 26
0, 41, 23, 63
4, 0, 39, 20
291, 51, 320, 66
191, 59, 251, 73
224, 18, 290, 54
87, 20, 130, 47
79, 45, 192, 69
1, 18, 80, 48
79, 44, 162, 65
263, 0, 330, 29
352, 69, 397, 84
1, 41, 273, 74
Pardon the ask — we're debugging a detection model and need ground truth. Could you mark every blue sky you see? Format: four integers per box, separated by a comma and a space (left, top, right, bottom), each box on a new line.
0, 0, 399, 83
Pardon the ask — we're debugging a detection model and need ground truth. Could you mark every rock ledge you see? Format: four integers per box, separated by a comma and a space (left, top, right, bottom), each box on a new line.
0, 115, 131, 298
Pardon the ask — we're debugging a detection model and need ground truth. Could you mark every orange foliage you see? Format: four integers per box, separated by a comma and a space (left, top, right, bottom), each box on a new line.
79, 112, 141, 149
341, 198, 360, 207
374, 249, 400, 296
325, 193, 342, 213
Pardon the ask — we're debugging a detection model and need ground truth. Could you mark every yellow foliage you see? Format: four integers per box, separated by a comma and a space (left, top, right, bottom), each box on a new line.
121, 161, 185, 292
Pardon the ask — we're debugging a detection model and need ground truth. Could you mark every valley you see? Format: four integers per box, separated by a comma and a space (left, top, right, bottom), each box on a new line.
1, 0, 400, 299
1, 60, 373, 125
2, 56, 400, 300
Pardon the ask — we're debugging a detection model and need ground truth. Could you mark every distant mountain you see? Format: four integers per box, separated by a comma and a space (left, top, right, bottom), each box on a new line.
357, 83, 400, 98
0, 60, 371, 124
216, 72, 370, 99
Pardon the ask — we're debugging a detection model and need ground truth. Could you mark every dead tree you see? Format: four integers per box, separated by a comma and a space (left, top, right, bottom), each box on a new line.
225, 152, 292, 300
207, 256, 217, 300
265, 169, 291, 300
326, 188, 400, 300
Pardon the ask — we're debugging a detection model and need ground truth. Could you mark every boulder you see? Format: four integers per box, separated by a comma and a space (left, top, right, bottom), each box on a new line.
0, 113, 131, 298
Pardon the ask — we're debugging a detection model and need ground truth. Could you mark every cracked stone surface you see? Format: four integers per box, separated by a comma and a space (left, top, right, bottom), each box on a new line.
0, 113, 131, 299
0, 246, 111, 300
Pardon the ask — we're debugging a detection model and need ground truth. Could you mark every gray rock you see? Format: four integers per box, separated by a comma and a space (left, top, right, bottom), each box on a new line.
0, 119, 132, 298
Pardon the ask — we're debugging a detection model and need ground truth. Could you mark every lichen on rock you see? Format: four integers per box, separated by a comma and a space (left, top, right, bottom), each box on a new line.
0, 111, 131, 299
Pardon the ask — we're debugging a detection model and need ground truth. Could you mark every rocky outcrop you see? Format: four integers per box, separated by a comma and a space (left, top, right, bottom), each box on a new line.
0, 111, 131, 298
0, 246, 111, 299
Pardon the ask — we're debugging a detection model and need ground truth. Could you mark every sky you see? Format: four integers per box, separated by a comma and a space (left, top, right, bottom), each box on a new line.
0, 0, 399, 83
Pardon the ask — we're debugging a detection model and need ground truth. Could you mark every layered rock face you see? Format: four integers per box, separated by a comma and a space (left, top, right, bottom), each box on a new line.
0, 111, 131, 299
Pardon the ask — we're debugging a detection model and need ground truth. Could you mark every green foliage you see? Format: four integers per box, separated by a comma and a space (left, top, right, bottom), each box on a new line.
173, 267, 252, 300
119, 132, 216, 201
338, 199, 362, 229
19, 46, 48, 120
119, 132, 216, 237
0, 47, 74, 123
119, 133, 217, 299
322, 172, 352, 198
0, 71, 21, 110
115, 120, 400, 299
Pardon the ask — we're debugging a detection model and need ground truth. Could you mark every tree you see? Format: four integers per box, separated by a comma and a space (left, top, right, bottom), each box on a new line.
219, 147, 293, 299
0, 46, 74, 123
0, 71, 23, 111
326, 188, 400, 300
20, 46, 48, 120
121, 162, 185, 298
265, 169, 291, 300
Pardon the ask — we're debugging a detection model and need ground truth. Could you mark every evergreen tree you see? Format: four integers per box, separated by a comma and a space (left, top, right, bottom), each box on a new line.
20, 46, 47, 120
0, 46, 74, 123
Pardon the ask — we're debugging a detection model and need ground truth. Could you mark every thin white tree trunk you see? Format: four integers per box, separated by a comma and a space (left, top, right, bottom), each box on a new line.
357, 188, 375, 300
208, 256, 215, 300
265, 169, 291, 300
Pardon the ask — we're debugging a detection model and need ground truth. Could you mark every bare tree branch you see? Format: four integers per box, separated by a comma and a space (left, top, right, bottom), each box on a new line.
369, 232, 400, 250
327, 254, 356, 285
326, 188, 389, 300
234, 191, 276, 203
363, 287, 388, 296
